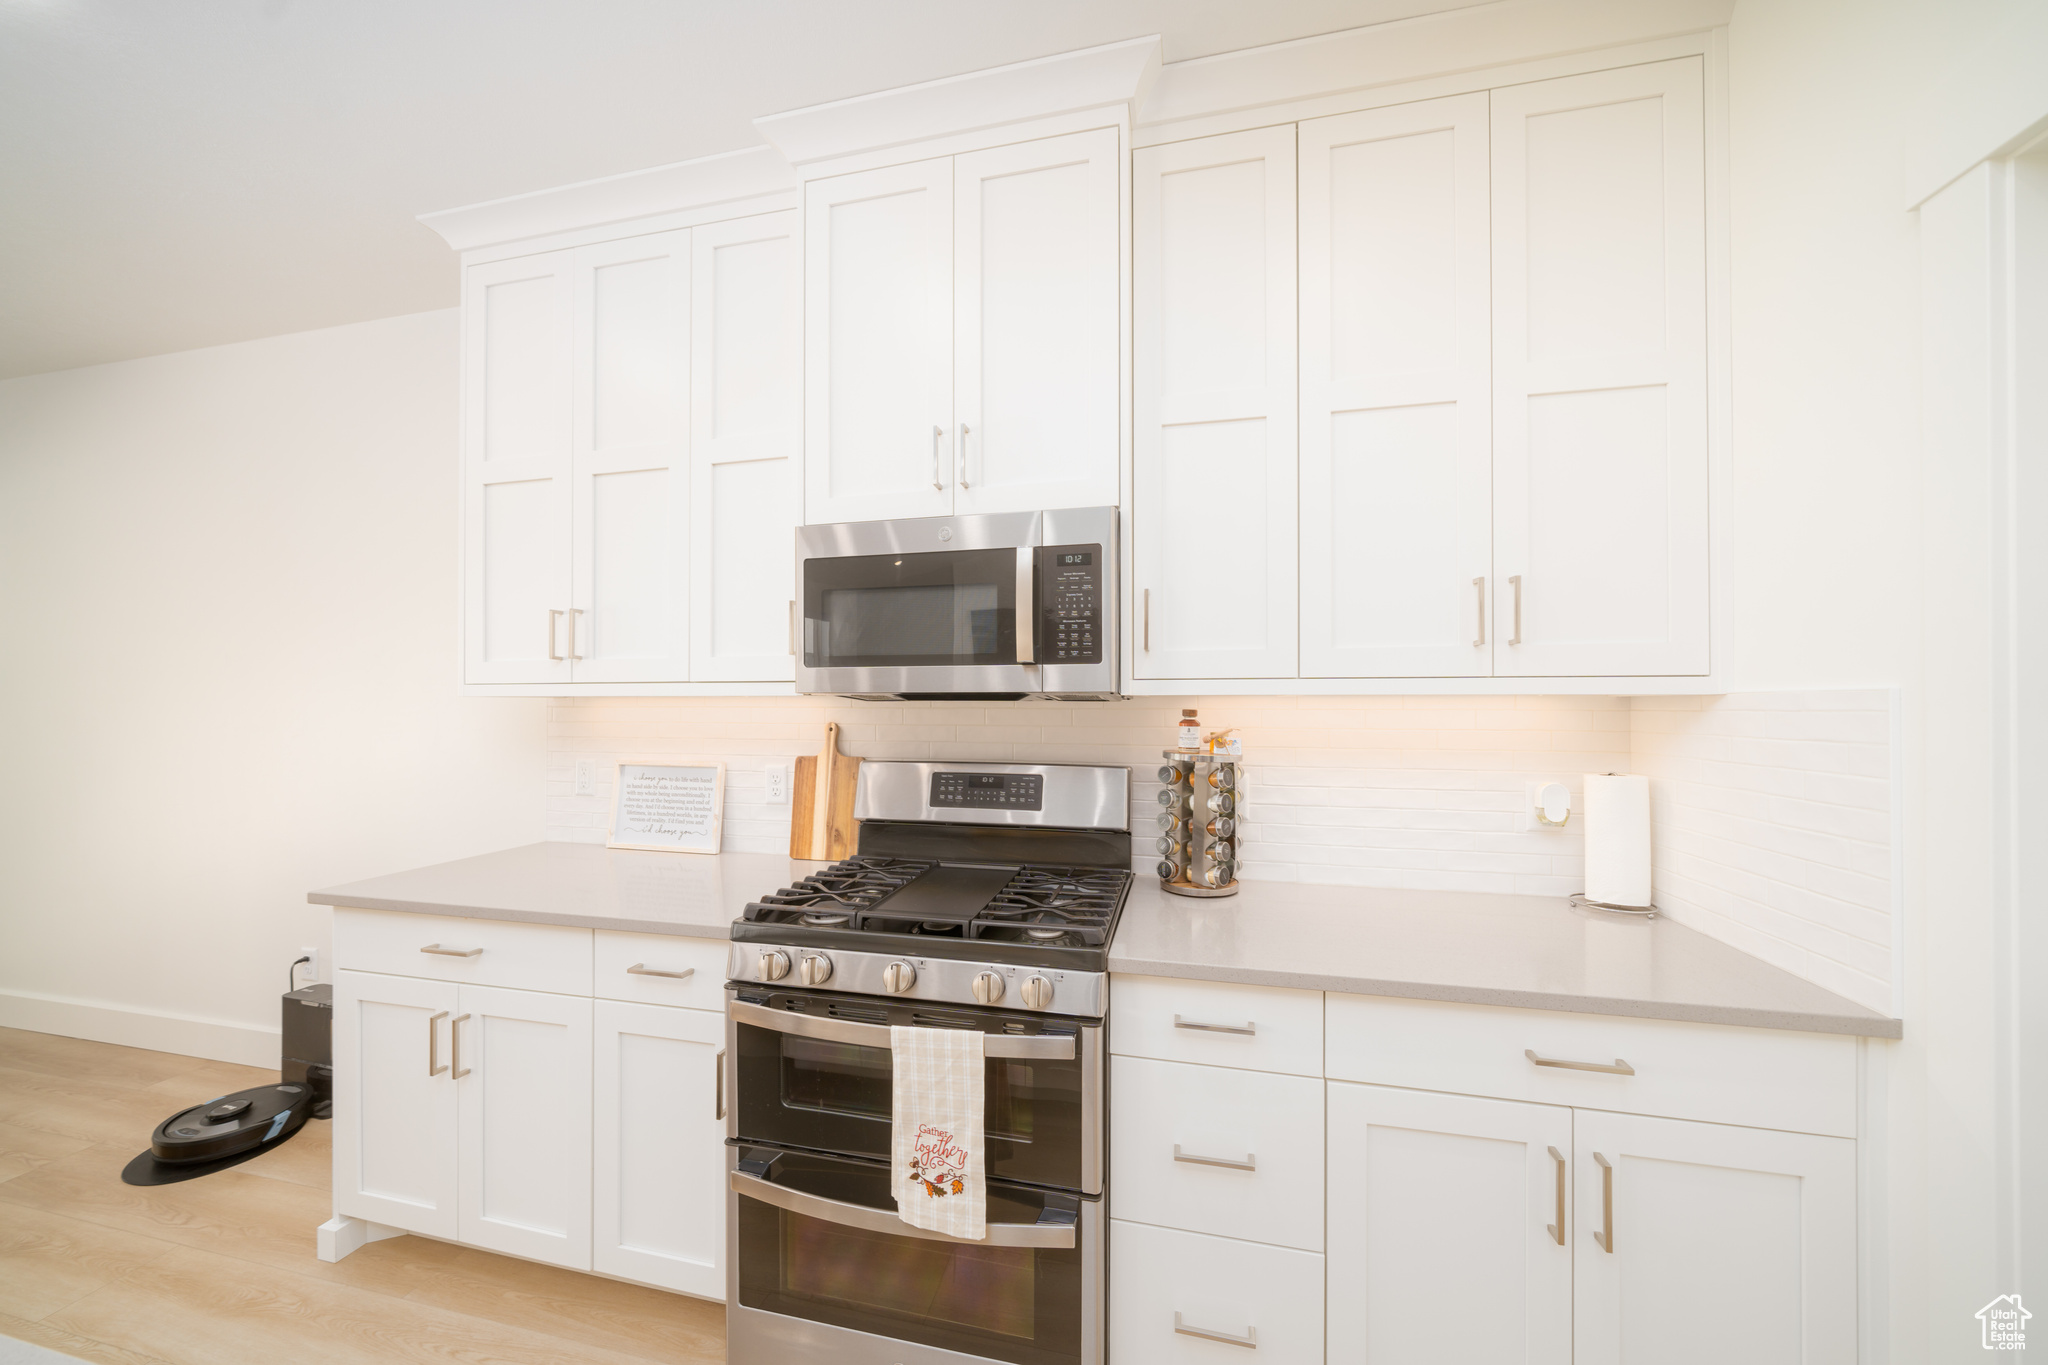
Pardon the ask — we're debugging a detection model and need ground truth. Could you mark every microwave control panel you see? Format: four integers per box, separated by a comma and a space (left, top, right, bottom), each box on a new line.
1037, 544, 1102, 665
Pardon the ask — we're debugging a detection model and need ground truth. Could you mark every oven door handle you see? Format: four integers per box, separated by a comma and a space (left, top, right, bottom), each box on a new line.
729, 999, 1076, 1060
729, 1169, 1077, 1249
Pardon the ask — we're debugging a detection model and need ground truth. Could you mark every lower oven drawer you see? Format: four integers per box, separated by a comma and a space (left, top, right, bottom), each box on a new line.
728, 1146, 1100, 1365
1109, 1219, 1323, 1364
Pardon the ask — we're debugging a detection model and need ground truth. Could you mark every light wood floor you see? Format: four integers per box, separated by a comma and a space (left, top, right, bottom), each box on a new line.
0, 1026, 725, 1364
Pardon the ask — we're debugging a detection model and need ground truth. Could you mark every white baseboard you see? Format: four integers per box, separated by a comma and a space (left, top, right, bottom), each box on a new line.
0, 988, 279, 1068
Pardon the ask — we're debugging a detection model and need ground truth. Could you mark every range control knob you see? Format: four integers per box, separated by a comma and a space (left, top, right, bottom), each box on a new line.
1019, 975, 1055, 1010
971, 971, 1006, 1006
883, 960, 917, 994
798, 953, 833, 987
757, 950, 790, 982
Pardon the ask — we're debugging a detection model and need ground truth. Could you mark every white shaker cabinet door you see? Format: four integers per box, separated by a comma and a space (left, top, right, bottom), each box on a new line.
1572, 1110, 1856, 1365
454, 984, 594, 1270
690, 211, 801, 681
1491, 58, 1710, 676
1132, 126, 1298, 679
805, 158, 955, 524
1300, 94, 1494, 679
1326, 1081, 1573, 1365
462, 251, 574, 684
592, 1000, 727, 1299
569, 230, 692, 683
952, 128, 1121, 516
331, 970, 459, 1239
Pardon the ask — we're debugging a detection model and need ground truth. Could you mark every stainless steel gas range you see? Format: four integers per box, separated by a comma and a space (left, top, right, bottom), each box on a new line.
722, 761, 1131, 1365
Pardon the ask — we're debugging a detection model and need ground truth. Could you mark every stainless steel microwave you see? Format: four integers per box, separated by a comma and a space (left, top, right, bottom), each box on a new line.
794, 507, 1118, 700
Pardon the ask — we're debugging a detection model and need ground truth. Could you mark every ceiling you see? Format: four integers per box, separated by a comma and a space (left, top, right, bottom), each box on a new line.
0, 0, 1485, 380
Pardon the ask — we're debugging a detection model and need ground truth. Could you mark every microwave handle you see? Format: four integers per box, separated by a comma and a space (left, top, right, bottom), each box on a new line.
1016, 547, 1036, 664
729, 1168, 1076, 1248
729, 999, 1075, 1060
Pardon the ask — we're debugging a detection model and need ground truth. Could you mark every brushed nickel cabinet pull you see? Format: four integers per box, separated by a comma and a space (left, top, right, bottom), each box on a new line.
788, 600, 797, 656
547, 608, 564, 661
1474, 577, 1486, 647
568, 607, 583, 661
932, 425, 944, 491
420, 944, 483, 959
1509, 574, 1523, 646
1526, 1049, 1634, 1075
1546, 1145, 1565, 1245
1593, 1150, 1613, 1252
1174, 1014, 1255, 1035
715, 1049, 726, 1120
1175, 1313, 1257, 1349
427, 1010, 449, 1077
450, 1013, 472, 1080
627, 963, 694, 980
959, 423, 971, 488
1174, 1144, 1256, 1171
1143, 588, 1151, 651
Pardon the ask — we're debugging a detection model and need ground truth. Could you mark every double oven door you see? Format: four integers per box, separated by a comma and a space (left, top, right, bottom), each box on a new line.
725, 988, 1103, 1365
793, 507, 1117, 699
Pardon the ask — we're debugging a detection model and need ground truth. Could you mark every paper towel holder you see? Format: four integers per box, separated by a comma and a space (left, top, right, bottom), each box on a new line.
1568, 893, 1658, 919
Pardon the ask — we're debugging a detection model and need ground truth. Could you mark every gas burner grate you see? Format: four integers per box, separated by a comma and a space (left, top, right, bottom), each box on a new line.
743, 856, 936, 926
742, 856, 1133, 951
971, 865, 1133, 946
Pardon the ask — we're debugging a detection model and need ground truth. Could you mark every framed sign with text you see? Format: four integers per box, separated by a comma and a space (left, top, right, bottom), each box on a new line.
606, 759, 726, 855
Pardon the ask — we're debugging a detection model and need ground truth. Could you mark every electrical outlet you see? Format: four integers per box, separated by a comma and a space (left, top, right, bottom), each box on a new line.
766, 764, 790, 805
574, 758, 596, 797
297, 947, 322, 986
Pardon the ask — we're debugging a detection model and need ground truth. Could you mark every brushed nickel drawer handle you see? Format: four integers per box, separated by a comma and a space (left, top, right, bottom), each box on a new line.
1175, 1312, 1257, 1349
1473, 576, 1486, 647
1546, 1145, 1565, 1245
1174, 1144, 1255, 1171
421, 944, 483, 958
1593, 1150, 1613, 1252
1173, 1014, 1255, 1036
627, 963, 695, 980
450, 1013, 472, 1080
1525, 1048, 1633, 1075
427, 1010, 448, 1077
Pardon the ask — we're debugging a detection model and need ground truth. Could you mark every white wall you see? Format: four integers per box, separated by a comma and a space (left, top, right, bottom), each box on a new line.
0, 310, 548, 1065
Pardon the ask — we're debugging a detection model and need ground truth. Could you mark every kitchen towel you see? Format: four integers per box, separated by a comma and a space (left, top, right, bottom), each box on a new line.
891, 1024, 986, 1240
1582, 773, 1653, 908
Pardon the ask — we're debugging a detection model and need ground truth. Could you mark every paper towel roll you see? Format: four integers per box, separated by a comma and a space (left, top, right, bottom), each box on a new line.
1583, 774, 1652, 908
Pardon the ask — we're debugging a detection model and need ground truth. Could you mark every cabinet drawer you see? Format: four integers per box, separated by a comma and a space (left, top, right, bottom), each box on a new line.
1110, 1220, 1322, 1364
1110, 1056, 1322, 1251
332, 908, 593, 996
1109, 975, 1322, 1076
593, 932, 729, 1010
1325, 994, 1858, 1138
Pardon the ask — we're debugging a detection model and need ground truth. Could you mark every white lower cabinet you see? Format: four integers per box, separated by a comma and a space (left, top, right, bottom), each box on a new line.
593, 999, 726, 1297
1326, 1082, 1573, 1364
454, 983, 594, 1269
332, 969, 459, 1240
1110, 1219, 1324, 1363
1572, 1109, 1857, 1365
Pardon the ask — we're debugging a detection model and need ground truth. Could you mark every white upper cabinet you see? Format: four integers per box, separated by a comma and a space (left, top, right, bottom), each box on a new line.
571, 230, 692, 684
462, 251, 575, 686
1299, 93, 1494, 679
804, 158, 956, 525
1491, 58, 1710, 676
952, 128, 1121, 516
691, 211, 802, 681
804, 129, 1123, 526
1132, 125, 1299, 680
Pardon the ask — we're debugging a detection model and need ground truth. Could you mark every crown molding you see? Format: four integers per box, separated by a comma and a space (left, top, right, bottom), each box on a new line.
755, 34, 1161, 168
419, 145, 798, 254
1138, 0, 1733, 132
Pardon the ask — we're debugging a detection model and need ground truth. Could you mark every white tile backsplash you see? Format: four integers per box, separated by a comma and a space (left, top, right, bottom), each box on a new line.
547, 694, 1631, 895
547, 688, 1897, 1014
1630, 691, 1895, 1014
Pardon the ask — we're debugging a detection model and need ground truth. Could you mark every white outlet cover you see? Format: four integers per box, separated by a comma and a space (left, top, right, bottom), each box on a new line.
573, 758, 596, 796
766, 764, 790, 805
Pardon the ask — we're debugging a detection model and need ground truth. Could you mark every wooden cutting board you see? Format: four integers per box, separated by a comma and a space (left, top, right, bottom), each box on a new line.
789, 721, 861, 861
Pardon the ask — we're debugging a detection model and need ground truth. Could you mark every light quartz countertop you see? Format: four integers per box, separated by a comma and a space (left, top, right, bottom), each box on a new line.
309, 842, 1901, 1038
